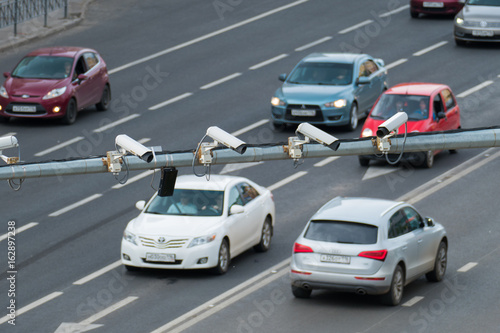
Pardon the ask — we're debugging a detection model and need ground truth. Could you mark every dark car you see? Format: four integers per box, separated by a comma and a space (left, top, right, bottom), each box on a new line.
454, 0, 500, 45
410, 0, 464, 18
0, 46, 111, 124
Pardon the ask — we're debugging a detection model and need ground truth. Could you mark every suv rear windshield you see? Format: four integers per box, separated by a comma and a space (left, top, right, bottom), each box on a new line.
304, 220, 378, 244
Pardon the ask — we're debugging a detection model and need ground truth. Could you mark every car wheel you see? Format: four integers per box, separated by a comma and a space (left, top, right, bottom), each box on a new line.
254, 217, 272, 252
346, 102, 358, 131
426, 241, 447, 282
382, 265, 404, 306
96, 84, 111, 111
124, 265, 140, 272
212, 239, 230, 275
359, 156, 370, 167
292, 285, 312, 299
410, 10, 419, 18
424, 151, 434, 168
455, 38, 466, 47
62, 99, 77, 125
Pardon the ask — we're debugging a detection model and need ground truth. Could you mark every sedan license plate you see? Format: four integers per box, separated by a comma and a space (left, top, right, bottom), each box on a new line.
320, 254, 350, 264
291, 109, 316, 117
423, 2, 443, 7
12, 105, 36, 113
472, 30, 494, 37
146, 253, 175, 262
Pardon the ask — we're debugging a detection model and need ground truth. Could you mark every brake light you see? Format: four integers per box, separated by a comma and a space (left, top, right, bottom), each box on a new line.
293, 243, 313, 253
358, 249, 387, 261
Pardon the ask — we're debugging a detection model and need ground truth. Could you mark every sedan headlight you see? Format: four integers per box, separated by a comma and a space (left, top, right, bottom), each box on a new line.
0, 86, 8, 98
42, 86, 67, 100
123, 230, 137, 245
271, 97, 285, 106
188, 234, 216, 248
455, 17, 464, 25
361, 128, 373, 137
324, 99, 347, 108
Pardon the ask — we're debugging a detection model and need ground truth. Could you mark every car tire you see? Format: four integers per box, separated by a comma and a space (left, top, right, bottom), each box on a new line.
62, 99, 77, 125
212, 239, 230, 275
382, 265, 404, 306
359, 156, 370, 167
292, 285, 312, 299
124, 265, 140, 272
410, 10, 419, 18
96, 84, 111, 111
426, 241, 447, 282
424, 150, 434, 168
254, 217, 272, 252
345, 102, 358, 131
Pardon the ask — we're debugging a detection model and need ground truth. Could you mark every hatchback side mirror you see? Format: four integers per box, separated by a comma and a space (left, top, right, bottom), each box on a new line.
135, 200, 146, 211
3, 72, 10, 78
279, 73, 287, 82
437, 111, 447, 120
77, 74, 88, 82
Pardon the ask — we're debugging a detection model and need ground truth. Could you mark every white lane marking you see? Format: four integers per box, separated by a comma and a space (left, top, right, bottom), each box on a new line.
139, 138, 151, 144
458, 262, 478, 273
93, 114, 141, 133
149, 92, 193, 110
0, 291, 63, 325
457, 81, 495, 98
385, 58, 408, 70
112, 170, 155, 189
249, 54, 289, 70
200, 73, 242, 90
338, 20, 373, 34
108, 0, 309, 74
413, 41, 448, 56
267, 171, 308, 191
80, 296, 138, 325
314, 156, 340, 167
220, 162, 263, 174
295, 36, 332, 51
0, 222, 38, 242
231, 119, 269, 136
73, 260, 122, 285
34, 136, 84, 157
362, 165, 398, 181
402, 296, 424, 307
49, 194, 103, 217
379, 5, 409, 17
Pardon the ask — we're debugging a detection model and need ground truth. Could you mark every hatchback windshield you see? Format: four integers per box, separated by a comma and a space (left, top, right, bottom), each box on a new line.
304, 220, 378, 244
145, 189, 224, 216
287, 62, 353, 85
370, 94, 430, 121
12, 56, 74, 79
467, 0, 500, 6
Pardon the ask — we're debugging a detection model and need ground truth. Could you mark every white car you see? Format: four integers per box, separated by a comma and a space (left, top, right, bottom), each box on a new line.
121, 175, 275, 274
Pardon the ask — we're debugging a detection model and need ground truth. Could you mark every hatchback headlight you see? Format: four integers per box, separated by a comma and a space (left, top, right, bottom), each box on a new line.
361, 128, 373, 137
188, 234, 216, 248
123, 230, 137, 245
271, 97, 285, 106
324, 99, 347, 108
455, 17, 464, 25
43, 86, 67, 100
0, 86, 8, 98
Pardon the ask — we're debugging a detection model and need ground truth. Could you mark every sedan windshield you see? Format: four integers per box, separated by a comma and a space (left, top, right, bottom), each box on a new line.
12, 56, 73, 79
145, 189, 224, 217
287, 62, 353, 85
305, 220, 378, 244
467, 0, 500, 6
370, 94, 430, 121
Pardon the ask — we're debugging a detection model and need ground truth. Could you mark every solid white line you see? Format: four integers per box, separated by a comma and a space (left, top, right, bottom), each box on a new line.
49, 194, 103, 217
0, 291, 63, 325
149, 92, 193, 110
385, 58, 408, 70
112, 170, 155, 189
200, 73, 242, 90
379, 5, 410, 17
93, 114, 141, 133
413, 41, 448, 56
73, 260, 122, 285
295, 36, 332, 51
267, 171, 308, 192
138, 138, 151, 144
458, 262, 478, 273
338, 20, 373, 34
457, 81, 495, 98
249, 54, 289, 70
108, 0, 309, 74
35, 136, 84, 157
231, 119, 269, 136
314, 156, 340, 167
0, 222, 38, 242
402, 296, 424, 307
80, 296, 138, 325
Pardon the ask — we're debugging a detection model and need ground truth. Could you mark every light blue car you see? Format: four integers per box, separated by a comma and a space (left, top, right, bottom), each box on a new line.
271, 53, 388, 131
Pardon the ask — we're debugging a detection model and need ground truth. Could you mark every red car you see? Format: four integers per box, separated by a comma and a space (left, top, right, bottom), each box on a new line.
410, 0, 465, 18
0, 47, 110, 124
359, 83, 461, 168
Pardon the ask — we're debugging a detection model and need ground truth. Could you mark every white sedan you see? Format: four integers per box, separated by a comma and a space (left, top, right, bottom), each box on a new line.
121, 175, 275, 274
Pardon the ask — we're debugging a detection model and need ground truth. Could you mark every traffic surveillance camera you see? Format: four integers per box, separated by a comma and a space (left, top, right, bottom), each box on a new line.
115, 134, 153, 163
206, 126, 247, 154
297, 123, 340, 151
0, 135, 18, 151
376, 112, 408, 138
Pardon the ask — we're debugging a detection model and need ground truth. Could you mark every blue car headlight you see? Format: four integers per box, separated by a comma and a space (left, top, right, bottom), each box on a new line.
271, 97, 286, 106
324, 99, 347, 108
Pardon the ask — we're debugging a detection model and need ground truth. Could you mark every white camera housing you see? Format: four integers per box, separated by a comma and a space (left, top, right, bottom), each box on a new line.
0, 135, 18, 151
206, 126, 247, 154
376, 112, 408, 138
297, 123, 340, 151
115, 134, 153, 163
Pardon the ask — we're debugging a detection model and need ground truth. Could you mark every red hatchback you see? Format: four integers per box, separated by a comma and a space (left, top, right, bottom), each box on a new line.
359, 83, 461, 168
410, 0, 464, 18
0, 47, 110, 124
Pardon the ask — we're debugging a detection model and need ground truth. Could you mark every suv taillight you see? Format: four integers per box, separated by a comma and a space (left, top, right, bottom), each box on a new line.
358, 249, 387, 261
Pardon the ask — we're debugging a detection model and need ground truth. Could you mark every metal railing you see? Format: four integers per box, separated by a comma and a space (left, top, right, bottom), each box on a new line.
0, 0, 68, 36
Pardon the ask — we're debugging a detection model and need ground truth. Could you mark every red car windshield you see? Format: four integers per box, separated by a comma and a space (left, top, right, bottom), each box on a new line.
12, 56, 74, 80
370, 94, 430, 121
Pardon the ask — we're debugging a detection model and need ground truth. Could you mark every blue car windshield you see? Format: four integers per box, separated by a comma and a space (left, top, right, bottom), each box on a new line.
287, 62, 353, 85
145, 189, 224, 217
467, 0, 500, 6
370, 94, 430, 121
12, 56, 74, 79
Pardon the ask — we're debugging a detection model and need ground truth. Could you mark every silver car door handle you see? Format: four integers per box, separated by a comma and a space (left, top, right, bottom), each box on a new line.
418, 239, 423, 244
402, 246, 407, 251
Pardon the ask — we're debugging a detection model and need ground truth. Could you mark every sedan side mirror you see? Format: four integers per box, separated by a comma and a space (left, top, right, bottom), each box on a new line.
77, 74, 88, 82
229, 204, 245, 215
356, 77, 370, 85
425, 217, 435, 227
437, 111, 447, 120
135, 200, 146, 211
3, 72, 10, 78
279, 73, 287, 82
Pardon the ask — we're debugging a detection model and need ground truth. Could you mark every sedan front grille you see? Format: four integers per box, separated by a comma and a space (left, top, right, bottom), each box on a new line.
139, 236, 189, 249
463, 21, 500, 28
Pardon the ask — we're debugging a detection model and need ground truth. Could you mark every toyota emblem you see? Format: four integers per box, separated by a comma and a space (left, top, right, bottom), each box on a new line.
158, 237, 166, 243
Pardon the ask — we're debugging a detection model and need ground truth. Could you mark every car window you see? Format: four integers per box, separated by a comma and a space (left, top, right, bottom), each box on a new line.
287, 62, 353, 85
433, 94, 445, 119
402, 207, 424, 232
83, 52, 99, 71
388, 209, 410, 238
11, 56, 73, 79
75, 56, 87, 77
364, 60, 379, 76
370, 94, 430, 121
228, 186, 244, 208
441, 89, 456, 111
304, 220, 378, 244
237, 182, 259, 204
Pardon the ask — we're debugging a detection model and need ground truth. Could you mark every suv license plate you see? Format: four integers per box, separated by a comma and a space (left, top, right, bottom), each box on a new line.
320, 254, 350, 264
13, 105, 36, 112
291, 109, 316, 116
